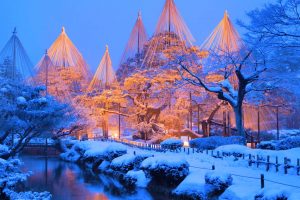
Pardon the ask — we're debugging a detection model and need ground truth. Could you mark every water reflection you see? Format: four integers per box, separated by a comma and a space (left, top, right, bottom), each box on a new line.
20, 156, 153, 200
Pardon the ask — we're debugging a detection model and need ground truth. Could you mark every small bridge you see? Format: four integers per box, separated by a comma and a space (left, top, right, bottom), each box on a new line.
22, 143, 60, 156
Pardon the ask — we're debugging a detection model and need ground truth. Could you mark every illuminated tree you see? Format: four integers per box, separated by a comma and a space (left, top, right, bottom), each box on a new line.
176, 11, 275, 141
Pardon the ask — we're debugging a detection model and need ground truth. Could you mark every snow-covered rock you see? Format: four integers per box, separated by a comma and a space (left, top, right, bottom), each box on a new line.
141, 155, 189, 186
160, 138, 183, 151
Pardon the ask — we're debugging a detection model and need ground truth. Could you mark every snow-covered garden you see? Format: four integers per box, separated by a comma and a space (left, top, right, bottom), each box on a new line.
1, 0, 300, 199
59, 139, 300, 200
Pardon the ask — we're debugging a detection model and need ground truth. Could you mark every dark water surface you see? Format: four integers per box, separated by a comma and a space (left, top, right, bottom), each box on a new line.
20, 156, 157, 200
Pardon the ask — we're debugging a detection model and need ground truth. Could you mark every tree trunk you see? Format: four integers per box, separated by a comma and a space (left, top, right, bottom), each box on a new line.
233, 105, 246, 144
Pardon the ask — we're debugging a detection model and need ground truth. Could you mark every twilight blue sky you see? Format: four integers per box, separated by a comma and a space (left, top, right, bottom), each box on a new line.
0, 0, 273, 72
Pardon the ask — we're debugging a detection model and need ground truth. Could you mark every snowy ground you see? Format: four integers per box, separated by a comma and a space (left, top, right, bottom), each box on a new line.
62, 140, 300, 199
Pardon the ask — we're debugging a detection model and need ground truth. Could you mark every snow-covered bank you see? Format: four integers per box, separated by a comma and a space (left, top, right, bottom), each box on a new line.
60, 140, 300, 199
0, 155, 51, 200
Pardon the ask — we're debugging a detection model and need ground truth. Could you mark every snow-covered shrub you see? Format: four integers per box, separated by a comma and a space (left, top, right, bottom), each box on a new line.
215, 145, 250, 157
59, 141, 88, 162
257, 141, 277, 150
3, 189, 51, 200
0, 158, 29, 189
277, 136, 300, 150
160, 138, 183, 151
123, 170, 149, 189
0, 78, 75, 159
189, 136, 244, 150
110, 153, 151, 172
0, 158, 50, 199
172, 171, 208, 200
83, 143, 127, 162
267, 129, 300, 140
205, 171, 233, 191
258, 136, 300, 150
141, 155, 189, 186
254, 188, 289, 200
0, 145, 9, 158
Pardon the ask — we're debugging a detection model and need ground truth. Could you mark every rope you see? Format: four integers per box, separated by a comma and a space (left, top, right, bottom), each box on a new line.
264, 179, 300, 189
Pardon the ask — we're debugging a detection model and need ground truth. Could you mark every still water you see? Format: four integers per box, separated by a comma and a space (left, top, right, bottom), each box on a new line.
20, 156, 159, 200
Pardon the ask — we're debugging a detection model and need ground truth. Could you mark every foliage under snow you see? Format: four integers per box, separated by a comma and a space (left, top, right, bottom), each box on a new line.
123, 170, 150, 188
160, 138, 183, 151
110, 153, 151, 172
257, 136, 300, 150
205, 171, 233, 191
189, 136, 244, 150
141, 155, 189, 186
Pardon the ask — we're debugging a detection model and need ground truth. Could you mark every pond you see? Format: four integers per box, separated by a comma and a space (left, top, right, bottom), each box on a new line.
20, 156, 164, 200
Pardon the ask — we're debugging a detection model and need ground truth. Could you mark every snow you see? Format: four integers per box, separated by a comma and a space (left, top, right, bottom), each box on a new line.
220, 184, 259, 200
215, 144, 300, 165
172, 169, 207, 199
110, 153, 150, 172
160, 138, 183, 150
190, 136, 244, 150
0, 158, 50, 200
255, 187, 290, 200
267, 129, 300, 139
60, 140, 300, 198
141, 155, 188, 169
0, 144, 9, 157
4, 189, 51, 200
83, 142, 127, 161
98, 160, 111, 172
205, 171, 233, 190
16, 96, 27, 105
125, 170, 150, 188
